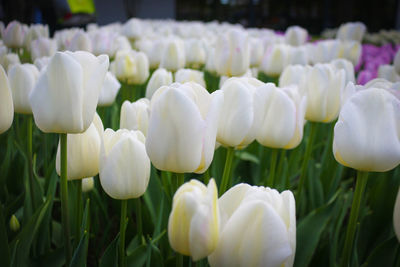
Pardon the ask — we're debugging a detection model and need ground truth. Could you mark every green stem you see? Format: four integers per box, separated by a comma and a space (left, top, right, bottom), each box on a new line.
219, 147, 235, 196
135, 197, 144, 244
27, 116, 35, 210
177, 253, 183, 267
297, 122, 318, 201
266, 149, 279, 188
119, 199, 128, 267
203, 168, 210, 185
60, 133, 72, 266
340, 171, 368, 267
174, 173, 185, 193
75, 180, 83, 247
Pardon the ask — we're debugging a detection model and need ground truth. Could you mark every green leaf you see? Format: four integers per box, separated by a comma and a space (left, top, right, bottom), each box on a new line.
69, 230, 89, 267
362, 236, 400, 267
0, 204, 10, 267
295, 198, 336, 267
99, 234, 119, 267
126, 244, 147, 267
10, 197, 51, 267
235, 151, 260, 165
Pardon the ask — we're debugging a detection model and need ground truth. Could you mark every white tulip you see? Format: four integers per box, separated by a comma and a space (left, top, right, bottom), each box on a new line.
0, 65, 13, 134
30, 37, 57, 61
394, 188, 400, 242
145, 68, 173, 99
120, 98, 150, 136
285, 26, 308, 46
337, 22, 366, 42
3, 21, 26, 48
378, 65, 400, 82
111, 49, 149, 85
67, 30, 92, 52
98, 72, 121, 107
175, 69, 206, 88
159, 38, 186, 72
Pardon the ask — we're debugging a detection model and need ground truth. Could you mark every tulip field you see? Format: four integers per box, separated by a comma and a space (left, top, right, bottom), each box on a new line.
1, 19, 400, 267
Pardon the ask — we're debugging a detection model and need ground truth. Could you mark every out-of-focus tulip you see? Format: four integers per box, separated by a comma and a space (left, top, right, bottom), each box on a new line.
260, 44, 290, 77
333, 87, 400, 172
249, 37, 264, 67
112, 35, 131, 56
111, 49, 149, 84
67, 30, 92, 52
217, 77, 262, 148
378, 65, 400, 82
25, 24, 49, 46
308, 40, 341, 64
254, 83, 306, 149
394, 49, 400, 74
136, 39, 164, 69
159, 38, 186, 72
9, 215, 20, 232
215, 29, 250, 77
29, 51, 109, 133
185, 39, 206, 68
56, 113, 103, 180
279, 65, 310, 87
205, 43, 217, 73
98, 72, 121, 106
337, 22, 366, 42
1, 53, 20, 71
30, 37, 57, 61
122, 18, 143, 40
285, 26, 308, 46
3, 21, 26, 48
120, 98, 150, 136
394, 188, 400, 242
340, 41, 362, 66
290, 46, 308, 65
90, 30, 116, 56
8, 63, 39, 114
299, 63, 345, 122
219, 69, 254, 88
208, 184, 296, 267
145, 68, 173, 99
82, 177, 95, 192
331, 59, 356, 84
0, 66, 13, 134
99, 128, 150, 199
146, 82, 223, 174
34, 56, 50, 70
168, 179, 219, 261
175, 68, 206, 88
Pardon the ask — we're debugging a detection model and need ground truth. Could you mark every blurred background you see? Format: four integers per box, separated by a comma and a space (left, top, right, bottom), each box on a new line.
0, 0, 399, 34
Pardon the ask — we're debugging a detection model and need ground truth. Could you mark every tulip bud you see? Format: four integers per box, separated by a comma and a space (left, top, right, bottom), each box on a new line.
254, 83, 306, 149
333, 87, 400, 172
111, 49, 149, 85
208, 184, 296, 267
56, 113, 103, 180
33, 56, 50, 71
98, 72, 121, 107
168, 179, 219, 261
9, 215, 20, 232
279, 65, 310, 88
159, 38, 186, 72
285, 26, 308, 46
340, 41, 362, 66
1, 53, 20, 72
217, 77, 263, 148
112, 36, 131, 56
82, 177, 95, 193
145, 68, 173, 99
185, 39, 206, 68
146, 82, 223, 174
29, 51, 109, 133
99, 128, 150, 199
337, 22, 366, 42
215, 29, 250, 77
175, 69, 206, 88
260, 44, 290, 77
122, 18, 143, 40
67, 30, 92, 52
299, 63, 345, 122
3, 21, 26, 48
249, 37, 264, 67
120, 98, 150, 136
0, 65, 13, 134
308, 40, 341, 64
378, 65, 400, 82
30, 37, 57, 61
8, 64, 39, 114
394, 188, 400, 242
331, 59, 356, 84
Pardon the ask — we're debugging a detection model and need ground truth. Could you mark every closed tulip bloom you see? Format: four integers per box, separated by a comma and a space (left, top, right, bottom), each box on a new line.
30, 37, 57, 61
0, 66, 13, 134
111, 49, 149, 85
56, 113, 103, 180
308, 40, 341, 64
279, 65, 310, 87
98, 72, 121, 107
120, 98, 150, 136
208, 184, 296, 267
219, 69, 254, 88
215, 29, 250, 77
25, 24, 49, 46
299, 63, 345, 122
1, 53, 20, 71
82, 177, 95, 193
333, 87, 400, 172
289, 46, 308, 65
67, 30, 92, 52
145, 68, 173, 99
8, 63, 39, 114
217, 77, 263, 148
111, 36, 131, 56
34, 56, 50, 71
3, 21, 26, 48
331, 59, 356, 84
260, 44, 290, 76
175, 68, 206, 88
122, 18, 143, 39
254, 83, 306, 149
29, 51, 109, 133
340, 41, 362, 66
378, 65, 400, 82
337, 22, 366, 42
99, 128, 150, 199
146, 82, 223, 173
185, 39, 206, 68
249, 37, 264, 67
159, 38, 186, 72
168, 179, 219, 261
394, 188, 400, 242
285, 26, 308, 46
